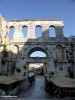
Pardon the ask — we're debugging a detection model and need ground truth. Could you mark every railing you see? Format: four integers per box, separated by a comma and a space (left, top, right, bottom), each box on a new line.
27, 57, 48, 63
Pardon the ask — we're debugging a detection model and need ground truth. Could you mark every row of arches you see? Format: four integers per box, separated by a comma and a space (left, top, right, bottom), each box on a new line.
8, 26, 56, 38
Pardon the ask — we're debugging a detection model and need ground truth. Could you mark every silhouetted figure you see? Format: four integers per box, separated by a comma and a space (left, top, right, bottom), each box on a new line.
28, 77, 32, 86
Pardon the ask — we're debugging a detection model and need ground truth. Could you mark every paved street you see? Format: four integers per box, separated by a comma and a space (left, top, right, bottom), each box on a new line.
17, 75, 53, 99
1, 75, 75, 100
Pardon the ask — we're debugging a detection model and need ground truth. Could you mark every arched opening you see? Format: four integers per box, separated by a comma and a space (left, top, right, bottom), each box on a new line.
49, 26, 56, 37
8, 26, 15, 38
27, 46, 48, 57
30, 51, 46, 57
22, 26, 28, 37
35, 25, 42, 38
29, 50, 47, 73
27, 47, 48, 89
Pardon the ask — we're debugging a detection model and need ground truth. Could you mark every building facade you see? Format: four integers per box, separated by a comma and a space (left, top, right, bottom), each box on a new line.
0, 14, 75, 81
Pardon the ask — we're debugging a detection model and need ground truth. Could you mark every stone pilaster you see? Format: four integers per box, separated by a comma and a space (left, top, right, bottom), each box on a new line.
55, 26, 64, 40
13, 25, 24, 40
42, 25, 49, 39
27, 25, 35, 38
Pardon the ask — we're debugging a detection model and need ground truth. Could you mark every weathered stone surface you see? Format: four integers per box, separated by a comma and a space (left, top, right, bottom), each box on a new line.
0, 15, 75, 85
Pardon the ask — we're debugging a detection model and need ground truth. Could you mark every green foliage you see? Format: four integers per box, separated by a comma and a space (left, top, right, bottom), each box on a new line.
16, 67, 21, 73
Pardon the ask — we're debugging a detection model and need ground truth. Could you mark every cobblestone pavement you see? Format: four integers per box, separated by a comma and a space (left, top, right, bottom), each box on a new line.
17, 75, 53, 99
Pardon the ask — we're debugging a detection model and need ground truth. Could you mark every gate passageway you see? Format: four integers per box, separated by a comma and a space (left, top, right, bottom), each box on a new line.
18, 75, 53, 99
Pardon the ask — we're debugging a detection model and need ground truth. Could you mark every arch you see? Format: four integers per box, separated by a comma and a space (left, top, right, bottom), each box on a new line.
8, 26, 15, 38
30, 51, 46, 57
49, 25, 56, 37
26, 46, 49, 74
22, 26, 28, 37
35, 25, 42, 38
26, 45, 49, 57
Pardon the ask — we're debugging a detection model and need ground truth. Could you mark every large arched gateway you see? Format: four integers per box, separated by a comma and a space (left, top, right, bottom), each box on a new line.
26, 46, 49, 77
27, 46, 48, 63
0, 15, 75, 90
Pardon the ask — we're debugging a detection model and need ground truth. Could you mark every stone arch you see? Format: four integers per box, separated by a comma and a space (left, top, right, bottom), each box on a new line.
25, 45, 50, 57
30, 51, 46, 57
49, 25, 56, 37
22, 25, 28, 37
8, 26, 15, 38
25, 45, 49, 76
35, 25, 42, 38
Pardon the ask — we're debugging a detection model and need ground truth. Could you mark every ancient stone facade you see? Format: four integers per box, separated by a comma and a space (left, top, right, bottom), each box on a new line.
0, 14, 75, 81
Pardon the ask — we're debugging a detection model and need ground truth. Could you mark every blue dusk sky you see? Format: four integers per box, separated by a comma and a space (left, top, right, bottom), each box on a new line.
0, 0, 75, 57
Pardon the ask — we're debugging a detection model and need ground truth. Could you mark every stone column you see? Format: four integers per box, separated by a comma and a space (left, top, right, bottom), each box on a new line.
42, 25, 49, 39
19, 62, 29, 91
13, 25, 24, 40
44, 63, 47, 74
0, 15, 7, 44
55, 26, 64, 40
27, 24, 35, 38
48, 59, 55, 72
64, 48, 67, 60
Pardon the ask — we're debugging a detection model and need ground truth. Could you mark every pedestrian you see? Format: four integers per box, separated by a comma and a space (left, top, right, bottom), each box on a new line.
1, 91, 6, 96
29, 77, 32, 86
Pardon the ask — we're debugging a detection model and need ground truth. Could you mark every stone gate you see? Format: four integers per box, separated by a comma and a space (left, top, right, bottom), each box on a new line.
0, 14, 75, 82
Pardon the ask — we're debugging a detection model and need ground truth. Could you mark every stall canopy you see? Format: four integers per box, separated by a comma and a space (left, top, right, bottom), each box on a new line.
0, 75, 26, 85
49, 76, 75, 88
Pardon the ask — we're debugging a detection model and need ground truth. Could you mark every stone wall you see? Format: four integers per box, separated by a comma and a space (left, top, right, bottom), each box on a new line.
0, 14, 75, 79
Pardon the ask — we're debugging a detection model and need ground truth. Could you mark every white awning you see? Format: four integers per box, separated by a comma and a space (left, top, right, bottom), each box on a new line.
49, 76, 75, 88
0, 75, 26, 85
